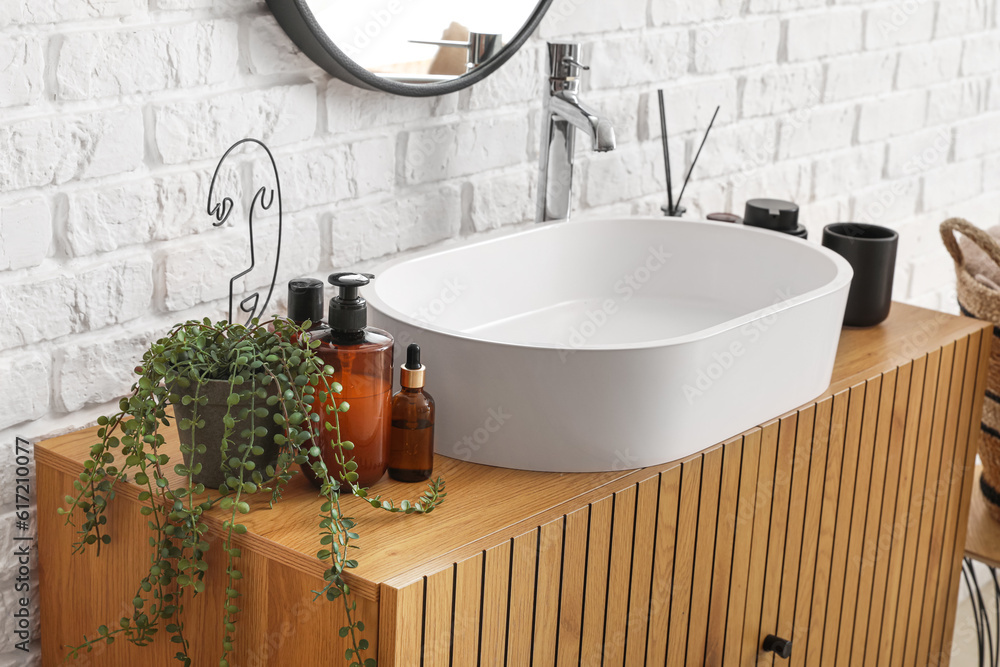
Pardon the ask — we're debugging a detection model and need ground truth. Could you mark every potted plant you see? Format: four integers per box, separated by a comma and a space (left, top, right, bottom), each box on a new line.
58, 317, 445, 666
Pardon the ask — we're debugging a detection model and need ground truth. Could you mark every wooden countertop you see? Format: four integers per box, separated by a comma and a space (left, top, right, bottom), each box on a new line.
36, 302, 989, 602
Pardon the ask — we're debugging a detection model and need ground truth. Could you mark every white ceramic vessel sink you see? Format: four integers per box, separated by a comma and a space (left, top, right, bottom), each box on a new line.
368, 218, 852, 472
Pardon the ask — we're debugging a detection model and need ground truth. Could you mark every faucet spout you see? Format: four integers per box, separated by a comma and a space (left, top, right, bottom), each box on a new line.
593, 119, 617, 153
536, 43, 616, 223
549, 93, 617, 153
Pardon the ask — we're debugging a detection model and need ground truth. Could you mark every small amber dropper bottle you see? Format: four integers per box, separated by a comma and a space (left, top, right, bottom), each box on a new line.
388, 344, 435, 482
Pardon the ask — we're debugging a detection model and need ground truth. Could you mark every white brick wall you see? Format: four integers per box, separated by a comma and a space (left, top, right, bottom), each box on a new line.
786, 8, 863, 61
2, 0, 1000, 662
55, 21, 239, 100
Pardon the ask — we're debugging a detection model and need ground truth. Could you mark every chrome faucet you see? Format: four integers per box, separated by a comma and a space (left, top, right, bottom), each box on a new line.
409, 32, 502, 71
536, 42, 616, 222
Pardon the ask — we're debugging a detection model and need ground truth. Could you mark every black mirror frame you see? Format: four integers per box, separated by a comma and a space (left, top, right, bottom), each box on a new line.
265, 0, 555, 97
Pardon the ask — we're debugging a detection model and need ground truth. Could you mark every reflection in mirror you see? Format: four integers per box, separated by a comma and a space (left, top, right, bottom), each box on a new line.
307, 1, 542, 82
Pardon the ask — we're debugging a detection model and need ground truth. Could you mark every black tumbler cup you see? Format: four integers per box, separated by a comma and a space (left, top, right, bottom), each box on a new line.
822, 223, 899, 327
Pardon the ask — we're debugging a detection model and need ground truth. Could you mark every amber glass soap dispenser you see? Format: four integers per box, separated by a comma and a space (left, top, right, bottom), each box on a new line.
388, 344, 435, 482
301, 272, 393, 489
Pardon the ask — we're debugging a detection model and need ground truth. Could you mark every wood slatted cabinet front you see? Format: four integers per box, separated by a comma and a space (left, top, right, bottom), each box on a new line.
378, 306, 990, 667
36, 304, 990, 666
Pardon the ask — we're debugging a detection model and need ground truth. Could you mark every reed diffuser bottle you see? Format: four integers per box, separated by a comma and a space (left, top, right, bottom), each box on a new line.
388, 344, 435, 482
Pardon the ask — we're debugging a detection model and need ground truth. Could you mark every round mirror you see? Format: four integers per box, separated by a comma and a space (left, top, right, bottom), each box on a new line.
266, 0, 553, 96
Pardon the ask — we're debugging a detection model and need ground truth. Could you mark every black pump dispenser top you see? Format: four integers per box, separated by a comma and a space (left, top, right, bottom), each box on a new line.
743, 198, 807, 239
328, 272, 374, 333
287, 278, 324, 323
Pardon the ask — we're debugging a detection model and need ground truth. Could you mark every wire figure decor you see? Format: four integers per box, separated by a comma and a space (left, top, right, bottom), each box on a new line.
206, 138, 283, 325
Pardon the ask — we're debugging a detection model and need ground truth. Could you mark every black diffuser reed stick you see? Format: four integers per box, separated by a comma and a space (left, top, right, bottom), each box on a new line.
657, 93, 720, 218
657, 90, 676, 217
673, 105, 720, 217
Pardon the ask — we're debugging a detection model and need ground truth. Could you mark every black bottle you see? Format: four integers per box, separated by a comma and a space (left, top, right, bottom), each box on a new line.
287, 278, 331, 339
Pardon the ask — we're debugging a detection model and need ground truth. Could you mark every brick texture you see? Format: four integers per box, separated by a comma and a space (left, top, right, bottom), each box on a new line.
1, 2, 999, 660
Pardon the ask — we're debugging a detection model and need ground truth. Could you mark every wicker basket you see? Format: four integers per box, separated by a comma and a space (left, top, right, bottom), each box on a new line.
941, 218, 1000, 523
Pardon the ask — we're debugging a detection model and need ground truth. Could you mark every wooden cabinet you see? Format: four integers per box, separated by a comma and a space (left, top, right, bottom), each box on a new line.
36, 304, 990, 666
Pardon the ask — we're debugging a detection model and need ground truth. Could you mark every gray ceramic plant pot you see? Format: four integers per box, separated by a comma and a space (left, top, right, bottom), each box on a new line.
172, 379, 282, 489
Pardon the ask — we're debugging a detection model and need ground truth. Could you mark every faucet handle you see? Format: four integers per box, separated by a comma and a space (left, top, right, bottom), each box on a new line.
561, 56, 589, 71
548, 42, 587, 80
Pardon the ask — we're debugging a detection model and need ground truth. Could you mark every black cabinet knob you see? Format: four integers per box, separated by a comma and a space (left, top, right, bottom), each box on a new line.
763, 634, 792, 659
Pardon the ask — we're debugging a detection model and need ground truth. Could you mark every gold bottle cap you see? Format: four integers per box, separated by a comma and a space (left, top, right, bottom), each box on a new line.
401, 365, 425, 389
